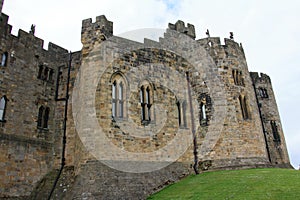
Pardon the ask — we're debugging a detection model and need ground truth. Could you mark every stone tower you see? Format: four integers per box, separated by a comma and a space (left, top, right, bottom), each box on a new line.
0, 4, 292, 199
251, 72, 290, 166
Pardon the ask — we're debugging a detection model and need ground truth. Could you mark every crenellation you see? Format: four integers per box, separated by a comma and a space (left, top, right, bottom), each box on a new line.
168, 20, 196, 39
48, 42, 68, 55
17, 29, 44, 49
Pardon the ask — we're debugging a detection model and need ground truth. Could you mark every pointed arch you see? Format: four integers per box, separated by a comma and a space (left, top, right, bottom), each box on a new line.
139, 80, 153, 123
37, 106, 44, 127
111, 72, 127, 120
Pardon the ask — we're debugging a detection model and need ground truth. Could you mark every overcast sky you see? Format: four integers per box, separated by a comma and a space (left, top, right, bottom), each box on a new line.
2, 0, 299, 169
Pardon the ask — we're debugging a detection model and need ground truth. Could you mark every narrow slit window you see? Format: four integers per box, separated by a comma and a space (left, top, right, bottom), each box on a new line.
177, 101, 181, 126
112, 81, 117, 118
37, 106, 44, 128
37, 65, 43, 79
43, 107, 50, 128
182, 101, 187, 128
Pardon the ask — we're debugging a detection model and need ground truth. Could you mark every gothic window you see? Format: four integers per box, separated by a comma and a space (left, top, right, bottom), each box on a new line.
140, 86, 151, 121
232, 69, 244, 86
43, 107, 50, 128
37, 106, 50, 129
271, 121, 280, 142
140, 81, 153, 124
0, 96, 7, 121
38, 65, 54, 83
259, 88, 268, 98
111, 73, 127, 120
37, 106, 44, 128
37, 65, 43, 79
176, 100, 187, 128
199, 94, 211, 126
112, 81, 117, 118
239, 95, 250, 120
1, 52, 8, 67
118, 82, 124, 118
200, 102, 207, 126
43, 67, 49, 80
199, 96, 207, 125
48, 69, 54, 82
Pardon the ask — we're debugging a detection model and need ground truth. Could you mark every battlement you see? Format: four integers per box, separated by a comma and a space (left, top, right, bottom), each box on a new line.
81, 15, 113, 44
250, 72, 271, 84
0, 13, 12, 35
17, 29, 44, 48
168, 20, 196, 39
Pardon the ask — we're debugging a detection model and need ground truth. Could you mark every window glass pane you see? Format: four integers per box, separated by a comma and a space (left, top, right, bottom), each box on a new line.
119, 83, 123, 100
0, 110, 3, 120
140, 89, 143, 103
0, 97, 5, 109
1, 53, 7, 66
112, 82, 116, 99
112, 102, 116, 117
202, 104, 206, 119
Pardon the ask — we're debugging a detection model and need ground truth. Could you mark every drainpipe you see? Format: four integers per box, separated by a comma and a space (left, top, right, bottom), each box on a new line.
48, 51, 72, 200
251, 80, 271, 163
186, 71, 199, 174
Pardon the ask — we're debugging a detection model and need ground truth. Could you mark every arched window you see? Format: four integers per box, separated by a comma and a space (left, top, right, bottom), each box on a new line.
112, 81, 117, 118
0, 96, 7, 121
111, 73, 127, 120
199, 94, 211, 126
118, 82, 124, 118
140, 82, 153, 123
176, 99, 187, 128
37, 106, 44, 128
201, 103, 206, 120
43, 67, 49, 80
37, 65, 43, 79
1, 52, 8, 67
259, 88, 268, 98
232, 69, 244, 86
48, 69, 54, 82
37, 106, 50, 129
239, 95, 250, 120
43, 107, 50, 128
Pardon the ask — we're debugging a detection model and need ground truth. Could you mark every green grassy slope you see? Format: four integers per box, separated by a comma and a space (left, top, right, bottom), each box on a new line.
148, 168, 300, 200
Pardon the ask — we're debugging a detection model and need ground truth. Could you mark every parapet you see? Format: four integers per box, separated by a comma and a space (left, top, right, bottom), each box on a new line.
250, 72, 271, 84
81, 15, 113, 45
168, 20, 195, 39
0, 13, 12, 35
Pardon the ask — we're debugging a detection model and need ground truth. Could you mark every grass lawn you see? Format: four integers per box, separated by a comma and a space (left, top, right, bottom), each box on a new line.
148, 168, 300, 200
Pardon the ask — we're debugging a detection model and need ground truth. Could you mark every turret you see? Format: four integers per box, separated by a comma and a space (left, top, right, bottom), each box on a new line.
81, 15, 113, 56
168, 20, 196, 39
250, 72, 291, 167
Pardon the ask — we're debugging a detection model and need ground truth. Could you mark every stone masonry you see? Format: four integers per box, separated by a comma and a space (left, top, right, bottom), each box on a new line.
0, 2, 292, 199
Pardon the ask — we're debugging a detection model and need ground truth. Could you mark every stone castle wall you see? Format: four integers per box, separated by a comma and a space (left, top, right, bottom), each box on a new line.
0, 7, 292, 199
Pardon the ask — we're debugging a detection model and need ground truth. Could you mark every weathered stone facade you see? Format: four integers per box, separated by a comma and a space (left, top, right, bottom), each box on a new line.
0, 3, 291, 199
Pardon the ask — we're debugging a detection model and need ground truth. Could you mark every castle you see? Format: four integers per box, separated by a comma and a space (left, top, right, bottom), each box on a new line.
0, 1, 291, 199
